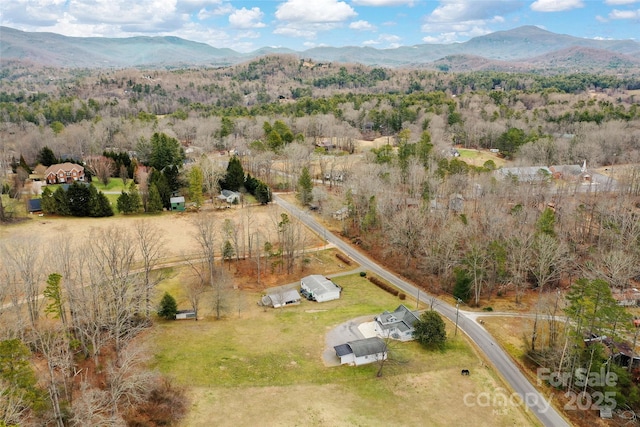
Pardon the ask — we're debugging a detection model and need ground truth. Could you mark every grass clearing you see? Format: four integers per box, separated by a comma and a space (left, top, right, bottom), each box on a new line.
92, 177, 127, 192
458, 148, 506, 168
149, 272, 538, 426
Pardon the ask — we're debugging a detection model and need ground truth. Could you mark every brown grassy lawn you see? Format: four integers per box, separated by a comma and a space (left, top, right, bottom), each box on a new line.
150, 272, 538, 427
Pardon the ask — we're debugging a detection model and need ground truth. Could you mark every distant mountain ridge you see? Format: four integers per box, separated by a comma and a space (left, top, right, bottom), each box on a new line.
1, 25, 639, 72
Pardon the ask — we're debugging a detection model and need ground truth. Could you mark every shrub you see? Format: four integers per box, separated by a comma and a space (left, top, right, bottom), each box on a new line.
336, 253, 352, 265
359, 271, 367, 277
157, 293, 178, 320
399, 293, 406, 300
368, 275, 399, 296
482, 306, 493, 312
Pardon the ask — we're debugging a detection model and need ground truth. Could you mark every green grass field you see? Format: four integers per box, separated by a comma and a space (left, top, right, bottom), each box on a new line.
149, 271, 539, 427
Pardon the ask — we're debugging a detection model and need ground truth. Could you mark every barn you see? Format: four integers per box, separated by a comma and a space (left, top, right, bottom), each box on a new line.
334, 337, 388, 366
300, 275, 341, 302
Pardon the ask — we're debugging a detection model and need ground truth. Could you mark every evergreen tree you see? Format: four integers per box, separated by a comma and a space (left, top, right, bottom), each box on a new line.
40, 187, 56, 214
223, 156, 245, 191
536, 207, 556, 237
416, 131, 433, 167
255, 182, 272, 204
244, 173, 258, 194
147, 183, 163, 213
37, 146, 58, 166
413, 311, 447, 350
52, 187, 70, 216
452, 267, 472, 303
18, 154, 31, 174
297, 166, 313, 206
117, 182, 142, 214
43, 273, 65, 324
149, 132, 184, 171
128, 182, 142, 213
67, 182, 90, 217
117, 191, 130, 214
188, 165, 204, 207
150, 170, 171, 209
88, 186, 114, 217
158, 292, 178, 320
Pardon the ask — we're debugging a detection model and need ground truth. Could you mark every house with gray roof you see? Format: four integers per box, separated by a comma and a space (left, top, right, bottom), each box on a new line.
261, 288, 301, 308
374, 304, 420, 341
496, 166, 552, 183
300, 275, 341, 302
218, 189, 241, 204
334, 337, 388, 366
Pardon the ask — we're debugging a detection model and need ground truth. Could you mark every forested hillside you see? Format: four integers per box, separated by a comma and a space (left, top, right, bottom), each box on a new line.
2, 56, 640, 425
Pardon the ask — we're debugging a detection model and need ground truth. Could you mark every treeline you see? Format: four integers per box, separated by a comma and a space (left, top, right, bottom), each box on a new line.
41, 182, 113, 217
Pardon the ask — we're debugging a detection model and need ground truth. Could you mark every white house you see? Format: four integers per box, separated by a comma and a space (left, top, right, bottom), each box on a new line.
218, 189, 241, 204
300, 275, 341, 302
334, 337, 388, 366
261, 288, 301, 308
374, 304, 420, 341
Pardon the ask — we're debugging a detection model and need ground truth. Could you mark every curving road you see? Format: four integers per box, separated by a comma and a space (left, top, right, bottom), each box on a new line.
274, 193, 571, 427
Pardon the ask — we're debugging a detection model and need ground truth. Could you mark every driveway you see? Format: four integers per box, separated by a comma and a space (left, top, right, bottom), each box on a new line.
322, 315, 373, 366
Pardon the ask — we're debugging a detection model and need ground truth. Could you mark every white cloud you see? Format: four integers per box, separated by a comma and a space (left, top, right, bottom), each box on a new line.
350, 20, 376, 31
352, 0, 414, 5
273, 26, 320, 39
363, 39, 380, 45
608, 8, 640, 18
275, 0, 357, 23
605, 0, 639, 5
379, 33, 401, 43
419, 0, 517, 42
530, 0, 584, 12
427, 0, 522, 23
229, 7, 265, 29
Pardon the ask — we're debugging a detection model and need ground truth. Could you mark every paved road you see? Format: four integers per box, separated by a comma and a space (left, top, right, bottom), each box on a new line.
274, 193, 571, 427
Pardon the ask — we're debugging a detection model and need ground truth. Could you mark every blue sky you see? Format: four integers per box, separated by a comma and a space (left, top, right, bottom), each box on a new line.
1, 0, 638, 52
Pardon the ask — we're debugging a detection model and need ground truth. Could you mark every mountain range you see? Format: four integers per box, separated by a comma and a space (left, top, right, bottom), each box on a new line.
1, 25, 639, 72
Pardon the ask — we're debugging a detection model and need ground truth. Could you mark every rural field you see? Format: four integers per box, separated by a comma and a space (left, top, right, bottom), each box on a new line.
0, 205, 537, 426
150, 271, 538, 427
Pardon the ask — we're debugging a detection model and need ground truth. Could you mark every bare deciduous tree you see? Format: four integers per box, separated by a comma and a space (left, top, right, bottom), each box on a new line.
85, 156, 116, 186
134, 220, 166, 316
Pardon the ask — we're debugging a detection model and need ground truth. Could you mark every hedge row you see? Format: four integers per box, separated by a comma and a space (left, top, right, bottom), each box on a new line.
368, 275, 399, 297
336, 253, 352, 265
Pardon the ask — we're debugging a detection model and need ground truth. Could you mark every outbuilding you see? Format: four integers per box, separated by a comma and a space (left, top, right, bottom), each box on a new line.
170, 196, 185, 211
175, 310, 196, 320
300, 275, 341, 302
334, 337, 388, 366
261, 288, 301, 308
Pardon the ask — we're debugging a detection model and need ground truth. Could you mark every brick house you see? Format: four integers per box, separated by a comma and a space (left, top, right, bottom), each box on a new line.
44, 163, 85, 184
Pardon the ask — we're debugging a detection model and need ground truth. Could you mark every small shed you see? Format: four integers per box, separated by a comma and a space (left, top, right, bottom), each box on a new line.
27, 198, 42, 213
261, 289, 301, 308
334, 337, 388, 366
175, 310, 196, 320
170, 196, 185, 211
300, 275, 341, 303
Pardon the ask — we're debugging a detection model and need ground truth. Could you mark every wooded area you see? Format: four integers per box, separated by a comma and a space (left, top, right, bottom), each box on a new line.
1, 56, 640, 425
